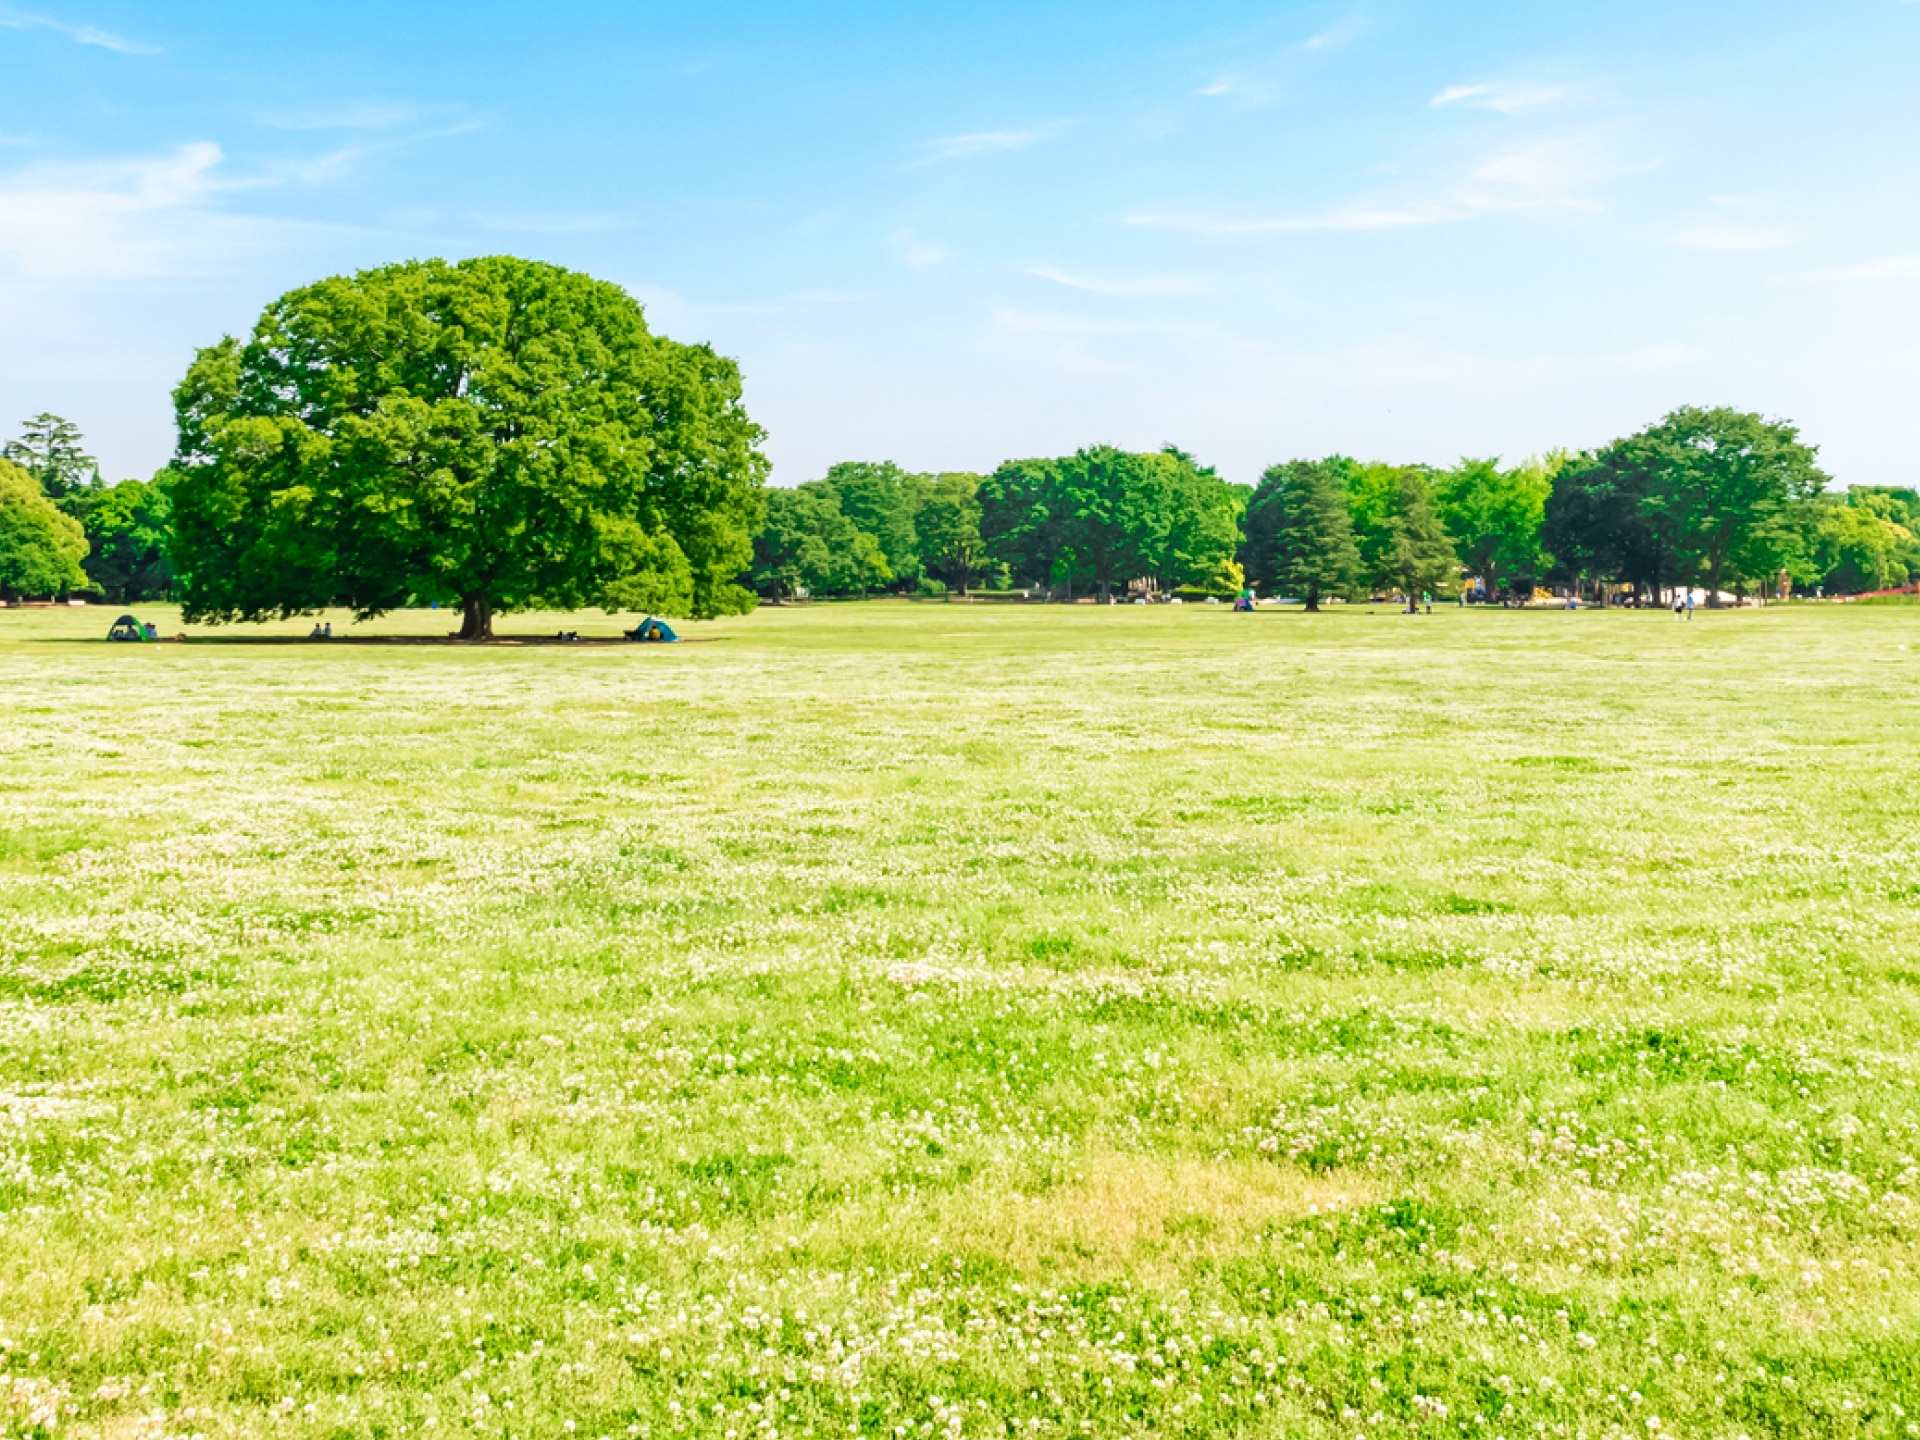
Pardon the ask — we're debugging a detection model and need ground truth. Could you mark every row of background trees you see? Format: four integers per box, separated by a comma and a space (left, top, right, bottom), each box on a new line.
749, 408, 1917, 609
3, 380, 1915, 614
1, 414, 172, 604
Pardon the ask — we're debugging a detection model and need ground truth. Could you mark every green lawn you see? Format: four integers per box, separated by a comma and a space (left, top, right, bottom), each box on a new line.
3, 600, 1917, 1438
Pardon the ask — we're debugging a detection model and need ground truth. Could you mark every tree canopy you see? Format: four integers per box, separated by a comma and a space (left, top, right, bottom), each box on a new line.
1543, 408, 1832, 603
1376, 471, 1458, 600
78, 475, 175, 603
916, 473, 990, 594
0, 459, 90, 599
166, 256, 767, 638
1257, 460, 1360, 610
976, 446, 1238, 597
1542, 451, 1667, 598
1610, 407, 1828, 605
812, 462, 929, 587
1806, 492, 1916, 593
1435, 456, 1550, 594
16, 354, 1877, 624
3, 413, 99, 506
751, 485, 890, 599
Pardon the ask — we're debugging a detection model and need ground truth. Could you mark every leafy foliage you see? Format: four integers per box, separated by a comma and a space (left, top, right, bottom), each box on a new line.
3, 412, 99, 505
1436, 455, 1550, 593
1810, 490, 1918, 593
976, 446, 1238, 596
166, 256, 767, 637
812, 462, 930, 587
74, 474, 175, 602
751, 485, 890, 598
1255, 460, 1360, 610
915, 472, 991, 594
0, 458, 90, 598
1543, 450, 1669, 597
1611, 407, 1828, 604
1376, 470, 1458, 599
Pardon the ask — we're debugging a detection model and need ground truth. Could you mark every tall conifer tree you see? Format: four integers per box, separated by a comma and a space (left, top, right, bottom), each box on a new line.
1267, 460, 1360, 611
1377, 471, 1458, 602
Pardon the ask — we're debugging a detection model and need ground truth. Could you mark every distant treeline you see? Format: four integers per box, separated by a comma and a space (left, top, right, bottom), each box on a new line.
754, 408, 1919, 606
1, 414, 171, 604
5, 404, 1916, 610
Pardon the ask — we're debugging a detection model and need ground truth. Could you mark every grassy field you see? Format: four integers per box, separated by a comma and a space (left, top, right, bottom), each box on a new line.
3, 599, 1918, 1439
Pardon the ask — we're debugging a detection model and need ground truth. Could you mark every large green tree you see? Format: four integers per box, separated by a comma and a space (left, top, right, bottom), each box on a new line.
79, 474, 175, 603
1436, 456, 1550, 595
1376, 470, 1458, 601
1811, 494, 1916, 593
4, 413, 99, 507
1346, 461, 1426, 583
0, 459, 89, 599
1149, 446, 1241, 592
915, 472, 990, 594
1260, 460, 1360, 611
814, 462, 929, 588
976, 447, 1235, 597
168, 256, 767, 638
1049, 446, 1160, 598
1612, 407, 1827, 607
750, 485, 889, 599
978, 458, 1066, 592
1542, 450, 1684, 602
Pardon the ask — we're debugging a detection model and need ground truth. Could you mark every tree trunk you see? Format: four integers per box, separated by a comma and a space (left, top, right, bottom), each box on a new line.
1303, 587, 1320, 613
1707, 551, 1725, 608
458, 594, 494, 640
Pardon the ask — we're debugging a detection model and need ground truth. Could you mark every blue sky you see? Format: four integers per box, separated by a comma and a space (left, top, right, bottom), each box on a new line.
3, 0, 1917, 489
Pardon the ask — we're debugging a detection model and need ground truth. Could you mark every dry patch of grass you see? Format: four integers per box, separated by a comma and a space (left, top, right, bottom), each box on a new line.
991, 1157, 1377, 1272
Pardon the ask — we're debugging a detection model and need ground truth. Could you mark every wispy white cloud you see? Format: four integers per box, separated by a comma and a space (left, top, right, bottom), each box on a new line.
1669, 194, 1796, 253
1672, 219, 1797, 252
269, 120, 481, 185
894, 229, 949, 269
473, 209, 626, 236
1198, 16, 1370, 101
1129, 136, 1624, 235
991, 308, 1254, 347
914, 130, 1041, 164
1430, 82, 1570, 114
1026, 266, 1205, 298
1294, 16, 1370, 53
259, 102, 426, 133
1453, 135, 1623, 215
1127, 202, 1454, 235
0, 5, 155, 53
0, 143, 340, 279
1804, 254, 1920, 281
991, 310, 1182, 372
629, 282, 859, 324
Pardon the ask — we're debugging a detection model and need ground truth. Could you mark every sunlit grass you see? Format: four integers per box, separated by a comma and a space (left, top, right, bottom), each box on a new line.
2, 599, 1917, 1437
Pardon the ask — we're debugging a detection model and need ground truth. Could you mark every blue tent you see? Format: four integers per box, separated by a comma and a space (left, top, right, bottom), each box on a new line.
627, 617, 679, 643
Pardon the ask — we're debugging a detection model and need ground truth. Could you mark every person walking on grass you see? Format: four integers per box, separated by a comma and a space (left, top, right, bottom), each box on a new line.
1684, 590, 1695, 620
